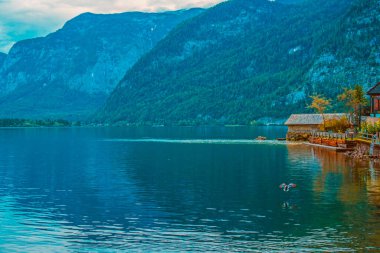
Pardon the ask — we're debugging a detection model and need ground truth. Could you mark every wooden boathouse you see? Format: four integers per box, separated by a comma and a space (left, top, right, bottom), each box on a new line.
285, 113, 347, 140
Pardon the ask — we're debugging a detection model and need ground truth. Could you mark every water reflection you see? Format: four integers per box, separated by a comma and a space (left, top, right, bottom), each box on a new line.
287, 144, 380, 250
0, 127, 379, 251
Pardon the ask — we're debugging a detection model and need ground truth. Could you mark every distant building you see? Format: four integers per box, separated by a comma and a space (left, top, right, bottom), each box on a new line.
367, 82, 380, 118
285, 113, 347, 133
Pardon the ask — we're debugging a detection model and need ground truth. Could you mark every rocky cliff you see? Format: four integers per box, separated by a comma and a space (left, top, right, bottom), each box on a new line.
304, 0, 380, 95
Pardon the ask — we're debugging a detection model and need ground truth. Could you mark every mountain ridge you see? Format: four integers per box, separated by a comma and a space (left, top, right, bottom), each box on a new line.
0, 8, 204, 119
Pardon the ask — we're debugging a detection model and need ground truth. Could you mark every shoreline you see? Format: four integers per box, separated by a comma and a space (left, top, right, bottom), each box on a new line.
303, 142, 354, 152
0, 124, 288, 129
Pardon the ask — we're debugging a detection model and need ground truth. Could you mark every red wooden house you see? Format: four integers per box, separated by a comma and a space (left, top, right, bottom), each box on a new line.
367, 82, 380, 117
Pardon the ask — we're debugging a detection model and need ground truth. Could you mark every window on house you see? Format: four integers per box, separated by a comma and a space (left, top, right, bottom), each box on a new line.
375, 98, 380, 111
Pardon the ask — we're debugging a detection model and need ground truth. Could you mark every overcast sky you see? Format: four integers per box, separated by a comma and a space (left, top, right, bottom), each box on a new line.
0, 0, 223, 53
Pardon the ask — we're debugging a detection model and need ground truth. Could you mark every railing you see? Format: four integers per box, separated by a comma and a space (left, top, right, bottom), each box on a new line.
289, 129, 380, 144
288, 130, 353, 139
356, 132, 373, 141
356, 132, 380, 144
311, 131, 352, 140
287, 129, 315, 134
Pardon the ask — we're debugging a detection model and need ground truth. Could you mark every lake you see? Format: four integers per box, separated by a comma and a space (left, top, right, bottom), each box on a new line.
0, 126, 379, 252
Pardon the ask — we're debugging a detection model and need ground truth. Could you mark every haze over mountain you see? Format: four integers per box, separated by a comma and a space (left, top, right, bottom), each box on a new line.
98, 0, 379, 125
0, 0, 222, 53
0, 9, 203, 119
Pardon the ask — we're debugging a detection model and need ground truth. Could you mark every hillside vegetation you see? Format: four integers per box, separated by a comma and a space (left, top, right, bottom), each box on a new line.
97, 0, 379, 125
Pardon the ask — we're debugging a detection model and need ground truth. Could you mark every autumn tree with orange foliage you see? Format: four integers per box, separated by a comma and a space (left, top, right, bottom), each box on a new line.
308, 94, 331, 130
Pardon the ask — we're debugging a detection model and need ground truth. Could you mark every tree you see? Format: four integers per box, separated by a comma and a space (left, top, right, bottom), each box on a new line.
308, 94, 331, 130
337, 85, 368, 129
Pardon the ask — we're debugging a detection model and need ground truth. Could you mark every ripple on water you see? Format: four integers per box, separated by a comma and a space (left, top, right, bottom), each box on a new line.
101, 138, 302, 146
0, 127, 379, 251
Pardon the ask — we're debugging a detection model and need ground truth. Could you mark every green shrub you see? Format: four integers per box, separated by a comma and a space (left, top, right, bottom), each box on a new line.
361, 121, 380, 134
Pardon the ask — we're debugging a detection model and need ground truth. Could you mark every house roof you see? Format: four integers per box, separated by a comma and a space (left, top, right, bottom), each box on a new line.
367, 82, 380, 95
285, 113, 346, 125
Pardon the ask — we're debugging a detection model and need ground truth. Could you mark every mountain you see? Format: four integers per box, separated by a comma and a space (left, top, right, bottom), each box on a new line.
303, 0, 380, 96
0, 9, 203, 119
98, 0, 377, 125
0, 53, 6, 67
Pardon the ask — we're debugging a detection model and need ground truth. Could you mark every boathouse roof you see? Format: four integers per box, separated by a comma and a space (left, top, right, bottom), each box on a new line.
367, 82, 380, 95
285, 113, 346, 125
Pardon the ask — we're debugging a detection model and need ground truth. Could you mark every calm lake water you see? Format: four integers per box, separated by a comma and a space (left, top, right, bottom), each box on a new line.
0, 126, 379, 252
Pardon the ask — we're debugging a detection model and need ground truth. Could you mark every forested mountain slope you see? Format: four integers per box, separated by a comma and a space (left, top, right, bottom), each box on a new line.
98, 0, 377, 125
303, 0, 379, 97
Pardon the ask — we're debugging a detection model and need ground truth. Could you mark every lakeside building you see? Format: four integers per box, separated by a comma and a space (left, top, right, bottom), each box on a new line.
285, 113, 348, 141
285, 113, 347, 133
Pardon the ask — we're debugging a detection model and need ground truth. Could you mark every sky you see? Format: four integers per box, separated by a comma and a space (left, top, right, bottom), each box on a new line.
0, 0, 223, 53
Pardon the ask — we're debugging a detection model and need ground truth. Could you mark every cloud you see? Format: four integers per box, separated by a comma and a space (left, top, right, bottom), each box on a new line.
0, 0, 223, 53
0, 24, 14, 53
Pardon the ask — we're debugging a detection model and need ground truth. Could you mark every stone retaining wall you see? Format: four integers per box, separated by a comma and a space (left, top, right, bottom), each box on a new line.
286, 132, 312, 141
